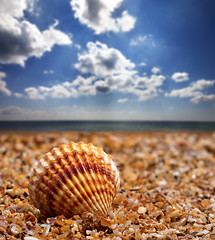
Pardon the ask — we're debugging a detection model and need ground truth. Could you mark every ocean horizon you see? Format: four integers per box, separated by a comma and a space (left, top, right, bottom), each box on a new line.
0, 120, 215, 132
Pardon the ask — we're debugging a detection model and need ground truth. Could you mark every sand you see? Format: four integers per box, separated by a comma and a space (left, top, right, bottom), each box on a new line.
0, 131, 215, 239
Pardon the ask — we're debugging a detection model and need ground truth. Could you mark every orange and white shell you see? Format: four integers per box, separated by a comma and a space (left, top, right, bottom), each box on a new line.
28, 141, 120, 218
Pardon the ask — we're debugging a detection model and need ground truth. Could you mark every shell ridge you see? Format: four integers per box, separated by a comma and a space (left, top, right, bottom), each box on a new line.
37, 151, 92, 217
78, 154, 108, 215
83, 152, 109, 215
100, 153, 115, 205
109, 166, 119, 206
47, 166, 86, 216
62, 144, 102, 213
29, 174, 59, 216
87, 144, 117, 214
29, 157, 59, 216
103, 160, 115, 210
28, 141, 120, 218
100, 156, 113, 211
53, 147, 97, 214
36, 162, 78, 217
96, 155, 112, 213
69, 147, 105, 214
91, 152, 111, 214
29, 145, 93, 217
74, 142, 109, 214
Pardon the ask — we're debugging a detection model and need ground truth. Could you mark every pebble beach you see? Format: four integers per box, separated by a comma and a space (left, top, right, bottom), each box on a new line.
0, 131, 215, 239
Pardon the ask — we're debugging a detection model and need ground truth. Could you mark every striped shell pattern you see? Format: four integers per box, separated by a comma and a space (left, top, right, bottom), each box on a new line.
28, 141, 120, 218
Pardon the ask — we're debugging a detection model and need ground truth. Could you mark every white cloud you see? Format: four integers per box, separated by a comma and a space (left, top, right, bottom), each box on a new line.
94, 80, 110, 94
166, 79, 215, 104
22, 41, 165, 102
75, 44, 81, 50
65, 76, 96, 96
70, 75, 95, 87
24, 84, 79, 100
74, 41, 138, 94
78, 84, 96, 96
135, 74, 165, 90
130, 35, 149, 46
45, 85, 78, 99
70, 0, 136, 34
0, 0, 72, 66
0, 72, 11, 96
171, 72, 189, 82
26, 0, 40, 15
190, 94, 215, 104
140, 62, 147, 67
13, 92, 23, 98
24, 87, 45, 100
193, 79, 215, 89
118, 98, 128, 103
131, 86, 160, 102
151, 67, 161, 74
130, 34, 155, 47
75, 41, 135, 78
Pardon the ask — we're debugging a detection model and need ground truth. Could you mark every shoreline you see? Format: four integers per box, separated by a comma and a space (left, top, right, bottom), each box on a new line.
0, 130, 215, 135
1, 121, 215, 132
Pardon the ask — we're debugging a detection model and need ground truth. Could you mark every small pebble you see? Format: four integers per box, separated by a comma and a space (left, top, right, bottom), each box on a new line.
137, 207, 147, 214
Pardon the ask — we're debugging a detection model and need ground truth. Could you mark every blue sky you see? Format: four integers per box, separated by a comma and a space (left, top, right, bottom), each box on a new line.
0, 0, 215, 121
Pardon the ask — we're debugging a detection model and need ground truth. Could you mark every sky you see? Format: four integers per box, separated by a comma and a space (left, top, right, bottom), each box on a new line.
0, 0, 215, 121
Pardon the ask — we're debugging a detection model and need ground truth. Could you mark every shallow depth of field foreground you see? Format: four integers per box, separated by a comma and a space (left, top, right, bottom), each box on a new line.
0, 131, 215, 239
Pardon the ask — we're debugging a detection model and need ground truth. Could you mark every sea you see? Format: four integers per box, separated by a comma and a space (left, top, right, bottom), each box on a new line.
0, 121, 215, 132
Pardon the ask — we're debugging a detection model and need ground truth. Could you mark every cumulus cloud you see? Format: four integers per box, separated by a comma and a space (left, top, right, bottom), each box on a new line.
70, 0, 136, 34
94, 80, 110, 94
131, 88, 158, 102
24, 87, 45, 100
0, 72, 11, 96
171, 72, 189, 82
0, 0, 72, 66
151, 67, 161, 74
23, 41, 165, 102
75, 41, 135, 77
74, 41, 165, 101
190, 94, 215, 104
135, 74, 165, 90
70, 75, 95, 87
166, 79, 215, 103
74, 41, 138, 94
193, 79, 215, 89
24, 84, 78, 100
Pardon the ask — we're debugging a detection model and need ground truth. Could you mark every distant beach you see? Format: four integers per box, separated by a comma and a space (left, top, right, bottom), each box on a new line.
0, 120, 215, 132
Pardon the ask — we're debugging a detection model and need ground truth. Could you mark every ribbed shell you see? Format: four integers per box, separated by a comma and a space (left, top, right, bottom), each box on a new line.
28, 141, 120, 218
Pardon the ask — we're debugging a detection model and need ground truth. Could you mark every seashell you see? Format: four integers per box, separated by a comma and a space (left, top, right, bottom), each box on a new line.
28, 141, 120, 218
